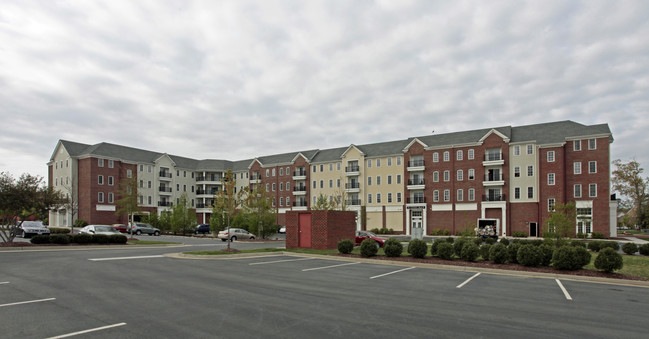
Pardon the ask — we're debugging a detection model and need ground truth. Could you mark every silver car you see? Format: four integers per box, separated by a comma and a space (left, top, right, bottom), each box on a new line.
127, 222, 161, 236
15, 221, 50, 238
80, 225, 123, 236
217, 228, 255, 241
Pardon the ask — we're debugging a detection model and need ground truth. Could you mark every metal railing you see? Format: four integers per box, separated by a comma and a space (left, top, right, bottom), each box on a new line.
408, 179, 425, 185
483, 194, 506, 201
408, 160, 425, 167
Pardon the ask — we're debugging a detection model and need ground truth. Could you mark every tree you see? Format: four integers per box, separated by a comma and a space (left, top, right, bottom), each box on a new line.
115, 175, 140, 236
60, 179, 78, 231
0, 172, 65, 243
612, 159, 649, 228
546, 201, 576, 240
170, 193, 197, 236
243, 182, 276, 239
211, 170, 245, 250
312, 193, 336, 210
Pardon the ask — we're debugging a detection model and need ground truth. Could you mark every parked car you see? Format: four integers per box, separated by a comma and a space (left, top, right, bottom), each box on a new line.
355, 231, 386, 247
112, 224, 128, 233
80, 225, 123, 235
217, 228, 255, 241
127, 222, 161, 236
278, 226, 286, 234
15, 221, 50, 238
195, 224, 211, 235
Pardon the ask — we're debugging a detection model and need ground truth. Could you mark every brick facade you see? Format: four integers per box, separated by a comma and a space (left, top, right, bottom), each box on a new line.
285, 210, 356, 250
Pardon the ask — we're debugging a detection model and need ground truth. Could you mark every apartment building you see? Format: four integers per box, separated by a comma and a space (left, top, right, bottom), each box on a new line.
48, 120, 617, 237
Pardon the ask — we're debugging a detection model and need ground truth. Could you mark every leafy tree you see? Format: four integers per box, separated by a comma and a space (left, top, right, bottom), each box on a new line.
612, 159, 649, 228
546, 201, 576, 240
170, 193, 197, 236
312, 194, 336, 210
0, 172, 65, 243
243, 182, 276, 239
211, 170, 245, 250
115, 175, 140, 235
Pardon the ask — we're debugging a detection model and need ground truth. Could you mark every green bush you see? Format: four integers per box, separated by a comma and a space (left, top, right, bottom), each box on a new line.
507, 242, 522, 264
109, 234, 128, 244
594, 248, 624, 273
539, 244, 554, 266
408, 239, 428, 259
600, 241, 620, 251
512, 231, 527, 238
430, 239, 443, 256
455, 230, 473, 237
575, 246, 592, 268
49, 234, 70, 245
360, 238, 379, 257
30, 235, 50, 244
383, 238, 403, 257
499, 238, 510, 246
517, 244, 543, 267
485, 237, 496, 245
49, 227, 71, 234
453, 238, 469, 257
72, 234, 92, 244
445, 237, 455, 243
622, 243, 638, 255
490, 243, 508, 264
571, 240, 587, 248
639, 243, 649, 255
432, 229, 445, 236
576, 232, 587, 239
552, 246, 588, 270
591, 232, 605, 239
92, 234, 110, 244
460, 242, 479, 262
588, 240, 603, 252
542, 231, 557, 239
472, 237, 483, 246
479, 244, 492, 261
370, 228, 380, 234
337, 239, 354, 254
73, 219, 88, 228
437, 242, 454, 260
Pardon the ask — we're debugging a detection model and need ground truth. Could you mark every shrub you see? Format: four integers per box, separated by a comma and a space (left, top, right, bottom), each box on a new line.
49, 227, 71, 234
539, 244, 554, 266
571, 240, 587, 248
600, 241, 620, 251
453, 238, 469, 257
109, 234, 128, 244
30, 235, 50, 244
360, 238, 378, 257
432, 229, 444, 236
437, 242, 454, 260
370, 228, 380, 234
639, 243, 649, 255
552, 246, 588, 270
445, 237, 455, 243
337, 239, 354, 254
443, 229, 451, 236
542, 231, 557, 239
591, 232, 605, 239
594, 248, 624, 273
72, 234, 92, 244
383, 238, 403, 257
507, 242, 522, 264
408, 239, 428, 259
512, 231, 527, 238
576, 232, 587, 239
92, 234, 110, 244
429, 239, 444, 257
74, 219, 88, 228
499, 238, 510, 246
455, 230, 473, 237
49, 234, 70, 245
588, 240, 603, 252
479, 244, 492, 261
622, 243, 638, 255
485, 237, 496, 245
472, 237, 483, 246
517, 244, 542, 267
460, 242, 479, 262
490, 243, 508, 264
574, 246, 592, 268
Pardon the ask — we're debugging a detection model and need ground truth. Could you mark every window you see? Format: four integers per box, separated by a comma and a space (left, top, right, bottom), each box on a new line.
527, 165, 534, 176
433, 152, 439, 162
127, 169, 132, 178
457, 189, 463, 201
148, 196, 152, 205
527, 144, 534, 155
98, 175, 104, 185
574, 184, 582, 198
376, 158, 381, 167
336, 179, 340, 188
329, 179, 333, 188
574, 140, 581, 151
588, 138, 596, 150
286, 182, 290, 190
514, 187, 520, 199
589, 161, 597, 173
514, 167, 520, 177
367, 194, 372, 204
148, 181, 152, 189
468, 169, 475, 180
396, 156, 402, 166
319, 180, 323, 189
280, 197, 284, 207
280, 168, 284, 176
266, 183, 270, 191
367, 177, 372, 186
443, 170, 450, 182
387, 175, 392, 185
108, 176, 114, 186
387, 193, 392, 203
177, 184, 180, 191
548, 198, 556, 212
139, 196, 143, 204
468, 149, 474, 160
139, 180, 143, 188
367, 159, 372, 168
548, 173, 555, 185
280, 182, 284, 191
433, 171, 439, 182
272, 183, 276, 191
433, 190, 439, 202
313, 180, 316, 189
514, 145, 520, 156
337, 163, 341, 170
468, 189, 475, 201
527, 187, 534, 199
108, 193, 114, 203
457, 150, 463, 161
457, 170, 463, 181
397, 192, 402, 203
98, 192, 104, 203
574, 162, 582, 175
547, 151, 555, 162
443, 189, 450, 201
376, 193, 382, 203
98, 158, 104, 167
140, 164, 143, 172
443, 151, 450, 162
589, 183, 597, 197
177, 170, 180, 177
376, 176, 381, 185
266, 169, 270, 176
396, 175, 401, 184
286, 197, 290, 206
108, 160, 114, 168
387, 157, 392, 166
319, 165, 323, 172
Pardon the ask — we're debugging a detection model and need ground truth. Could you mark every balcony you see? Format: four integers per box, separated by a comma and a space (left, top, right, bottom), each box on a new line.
292, 186, 307, 196
407, 178, 425, 190
483, 174, 505, 186
483, 153, 504, 166
159, 171, 172, 180
250, 175, 261, 184
196, 175, 222, 183
345, 182, 360, 193
345, 165, 360, 176
293, 201, 307, 207
346, 199, 362, 206
196, 203, 209, 208
158, 186, 172, 195
292, 170, 307, 180
407, 160, 425, 172
158, 201, 173, 207
407, 197, 426, 204
482, 194, 506, 202
196, 189, 218, 196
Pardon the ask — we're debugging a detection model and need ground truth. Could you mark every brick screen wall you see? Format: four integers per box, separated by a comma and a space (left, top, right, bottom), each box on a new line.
285, 210, 356, 250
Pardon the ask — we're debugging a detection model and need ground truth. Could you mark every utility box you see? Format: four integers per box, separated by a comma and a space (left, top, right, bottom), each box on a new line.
285, 210, 356, 250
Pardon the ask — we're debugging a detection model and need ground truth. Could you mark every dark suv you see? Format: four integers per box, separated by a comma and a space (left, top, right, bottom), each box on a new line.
195, 224, 210, 235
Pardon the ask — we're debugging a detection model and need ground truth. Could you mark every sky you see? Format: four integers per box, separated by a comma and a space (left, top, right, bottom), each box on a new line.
1, 0, 648, 181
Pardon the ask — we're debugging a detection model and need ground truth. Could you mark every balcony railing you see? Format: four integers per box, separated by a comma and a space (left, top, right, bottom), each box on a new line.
408, 179, 425, 185
196, 175, 221, 182
293, 170, 306, 176
158, 201, 173, 207
158, 187, 172, 193
408, 160, 425, 167
345, 165, 360, 172
346, 199, 362, 205
293, 201, 307, 207
293, 186, 307, 192
250, 175, 261, 181
484, 153, 503, 161
159, 171, 172, 178
483, 194, 506, 202
484, 174, 504, 181
345, 182, 360, 189
196, 203, 209, 208
407, 197, 426, 204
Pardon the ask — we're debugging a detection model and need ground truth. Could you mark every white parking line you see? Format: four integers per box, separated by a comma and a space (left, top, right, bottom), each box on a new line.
0, 297, 56, 308
249, 257, 315, 265
0, 281, 9, 285
89, 255, 165, 261
556, 279, 573, 300
456, 272, 481, 288
302, 262, 361, 271
370, 267, 415, 279
47, 322, 127, 339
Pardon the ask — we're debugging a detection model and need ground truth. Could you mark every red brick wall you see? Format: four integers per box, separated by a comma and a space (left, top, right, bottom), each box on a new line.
509, 202, 539, 235
285, 210, 356, 250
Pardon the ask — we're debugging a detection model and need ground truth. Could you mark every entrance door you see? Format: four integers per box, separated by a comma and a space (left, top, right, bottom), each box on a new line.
298, 213, 311, 248
529, 222, 538, 237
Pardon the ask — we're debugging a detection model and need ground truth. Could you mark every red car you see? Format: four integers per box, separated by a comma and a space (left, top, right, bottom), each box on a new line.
112, 224, 128, 233
355, 231, 386, 247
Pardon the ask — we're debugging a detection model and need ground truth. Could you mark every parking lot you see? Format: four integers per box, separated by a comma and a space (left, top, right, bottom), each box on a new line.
2, 243, 648, 338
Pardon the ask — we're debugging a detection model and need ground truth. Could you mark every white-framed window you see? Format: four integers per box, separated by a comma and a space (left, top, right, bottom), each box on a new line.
396, 156, 402, 166
468, 188, 475, 201
433, 152, 439, 163
574, 162, 582, 175
337, 162, 341, 170
588, 138, 596, 150
286, 197, 290, 206
457, 189, 463, 201
574, 184, 582, 198
547, 151, 555, 162
266, 183, 270, 192
319, 165, 323, 173
287, 182, 291, 190
548, 173, 555, 186
127, 169, 132, 178
514, 145, 520, 156
574, 140, 581, 151
457, 150, 463, 161
280, 182, 284, 191
514, 167, 520, 177
396, 175, 401, 184
468, 169, 475, 180
267, 169, 271, 176
329, 164, 332, 171
98, 175, 104, 185
147, 165, 152, 173
376, 158, 381, 167
108, 176, 114, 186
589, 161, 597, 173
548, 198, 555, 212
387, 175, 392, 185
329, 179, 333, 188
527, 144, 534, 154
527, 165, 534, 176
280, 197, 284, 207
287, 166, 290, 174
367, 194, 372, 204
397, 192, 402, 203
98, 158, 104, 167
589, 183, 597, 197
443, 151, 450, 162
387, 193, 392, 203
336, 179, 340, 188
108, 160, 114, 168
148, 181, 151, 188
139, 180, 143, 188
443, 189, 450, 202
140, 164, 143, 172
367, 159, 372, 168
148, 196, 152, 205
387, 157, 392, 166
468, 149, 474, 160
527, 187, 534, 199
433, 171, 439, 182
377, 193, 382, 203
273, 168, 277, 176
98, 192, 104, 203
313, 180, 316, 189
280, 168, 284, 176
376, 176, 381, 185
319, 180, 323, 189
514, 187, 520, 199
108, 193, 114, 203
457, 170, 463, 181
443, 170, 450, 182
367, 176, 372, 186
433, 190, 439, 202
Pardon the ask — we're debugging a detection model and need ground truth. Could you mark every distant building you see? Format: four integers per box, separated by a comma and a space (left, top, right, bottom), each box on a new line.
48, 120, 616, 237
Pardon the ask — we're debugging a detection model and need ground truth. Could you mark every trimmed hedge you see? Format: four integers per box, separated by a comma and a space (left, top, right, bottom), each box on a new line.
472, 237, 483, 246
360, 238, 378, 257
453, 238, 469, 257
72, 234, 92, 244
499, 238, 510, 246
512, 231, 527, 238
437, 242, 454, 260
480, 243, 492, 261
460, 242, 479, 262
594, 248, 623, 273
430, 239, 444, 256
591, 232, 605, 239
490, 243, 508, 264
49, 227, 71, 234
507, 243, 522, 264
539, 244, 554, 266
552, 246, 590, 270
383, 238, 403, 257
30, 235, 51, 244
408, 239, 428, 259
92, 234, 110, 244
639, 243, 649, 256
485, 237, 496, 245
49, 234, 70, 245
517, 244, 543, 267
337, 239, 354, 254
571, 240, 587, 248
622, 243, 638, 255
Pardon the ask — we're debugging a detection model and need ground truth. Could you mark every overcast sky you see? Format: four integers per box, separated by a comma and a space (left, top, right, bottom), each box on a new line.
1, 0, 648, 181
